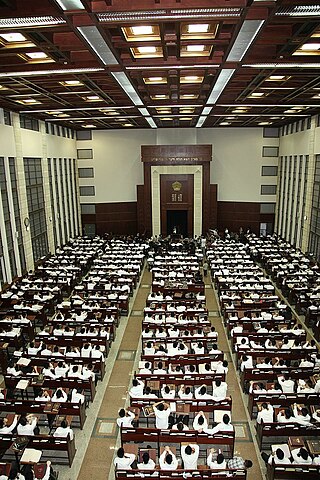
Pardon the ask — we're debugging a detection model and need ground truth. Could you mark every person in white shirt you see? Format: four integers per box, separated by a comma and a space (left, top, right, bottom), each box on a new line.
277, 408, 295, 423
52, 388, 68, 403
153, 402, 171, 429
257, 403, 274, 424
161, 385, 175, 399
212, 379, 228, 401
139, 362, 152, 374
81, 343, 92, 358
129, 379, 144, 398
292, 404, 312, 425
116, 409, 135, 428
27, 341, 43, 355
240, 355, 253, 372
71, 388, 85, 404
291, 447, 312, 465
205, 414, 233, 434
137, 452, 156, 470
0, 414, 18, 434
54, 361, 69, 378
193, 411, 208, 431
195, 385, 213, 400
263, 448, 291, 465
17, 415, 38, 436
207, 450, 227, 470
279, 374, 295, 393
181, 444, 199, 470
159, 446, 178, 470
53, 420, 74, 440
91, 345, 105, 361
35, 389, 51, 402
178, 385, 193, 399
114, 447, 136, 470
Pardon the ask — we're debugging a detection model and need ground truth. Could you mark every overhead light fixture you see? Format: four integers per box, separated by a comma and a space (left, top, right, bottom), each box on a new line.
25, 52, 48, 59
179, 117, 193, 120
180, 94, 198, 99
77, 26, 118, 65
179, 108, 195, 113
144, 76, 167, 84
160, 117, 173, 120
138, 46, 157, 54
59, 80, 84, 86
0, 32, 27, 42
16, 98, 42, 105
123, 123, 133, 127
186, 45, 205, 52
247, 92, 265, 98
122, 25, 160, 42
111, 71, 143, 106
132, 26, 153, 35
98, 8, 241, 23
258, 121, 272, 125
55, 0, 85, 10
243, 63, 320, 68
83, 95, 103, 102
180, 75, 203, 84
0, 16, 66, 28
196, 115, 207, 127
0, 67, 103, 78
207, 68, 235, 104
0, 84, 9, 90
131, 46, 163, 58
126, 63, 219, 70
83, 124, 97, 128
275, 5, 320, 17
187, 24, 209, 33
266, 75, 287, 81
220, 121, 231, 125
227, 20, 265, 61
99, 109, 120, 115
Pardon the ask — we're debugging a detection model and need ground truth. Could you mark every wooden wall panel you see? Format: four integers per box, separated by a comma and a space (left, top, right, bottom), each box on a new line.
209, 184, 218, 229
137, 185, 146, 234
217, 201, 275, 235
82, 202, 137, 236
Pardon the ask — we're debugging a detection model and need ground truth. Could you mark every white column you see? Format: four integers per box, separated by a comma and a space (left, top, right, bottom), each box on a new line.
4, 157, 21, 277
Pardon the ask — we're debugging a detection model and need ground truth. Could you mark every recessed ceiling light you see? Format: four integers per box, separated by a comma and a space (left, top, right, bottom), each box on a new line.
180, 94, 198, 99
248, 92, 265, 97
83, 124, 96, 128
220, 122, 231, 125
154, 94, 167, 99
25, 52, 48, 59
312, 94, 320, 98
137, 46, 157, 54
284, 109, 300, 113
132, 26, 153, 35
123, 123, 133, 126
16, 98, 42, 105
226, 116, 236, 119
160, 117, 173, 120
60, 80, 84, 86
179, 117, 193, 120
83, 95, 102, 102
0, 32, 27, 42
186, 45, 205, 52
266, 75, 286, 80
258, 121, 272, 125
0, 84, 8, 90
301, 43, 320, 50
187, 24, 209, 33
270, 116, 281, 119
144, 76, 167, 84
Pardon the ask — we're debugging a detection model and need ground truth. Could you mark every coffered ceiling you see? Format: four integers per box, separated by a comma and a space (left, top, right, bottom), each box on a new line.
0, 0, 319, 129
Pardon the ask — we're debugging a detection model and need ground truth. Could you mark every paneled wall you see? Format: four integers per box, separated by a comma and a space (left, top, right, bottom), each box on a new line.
0, 110, 79, 288
78, 126, 278, 235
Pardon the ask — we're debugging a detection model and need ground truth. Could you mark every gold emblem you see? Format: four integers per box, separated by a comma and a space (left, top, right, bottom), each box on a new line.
172, 181, 182, 192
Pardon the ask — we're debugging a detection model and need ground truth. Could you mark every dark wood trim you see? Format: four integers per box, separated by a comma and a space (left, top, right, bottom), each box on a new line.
141, 144, 212, 164
217, 201, 275, 235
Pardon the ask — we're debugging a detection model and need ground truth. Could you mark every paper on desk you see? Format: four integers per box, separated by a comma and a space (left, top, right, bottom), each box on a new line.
20, 448, 42, 464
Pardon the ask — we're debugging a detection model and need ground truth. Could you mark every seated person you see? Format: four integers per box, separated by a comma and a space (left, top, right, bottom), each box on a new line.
17, 414, 39, 435
207, 450, 227, 470
116, 409, 135, 428
159, 446, 178, 470
291, 447, 312, 465
114, 447, 136, 470
53, 419, 74, 440
193, 411, 208, 432
257, 403, 274, 424
137, 451, 156, 470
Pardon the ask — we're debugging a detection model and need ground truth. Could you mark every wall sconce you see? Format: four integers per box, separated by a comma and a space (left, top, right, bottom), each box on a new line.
24, 217, 30, 231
